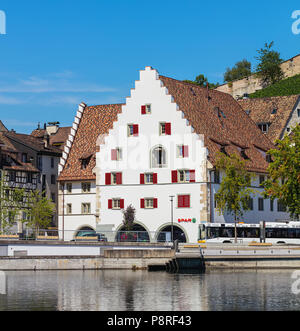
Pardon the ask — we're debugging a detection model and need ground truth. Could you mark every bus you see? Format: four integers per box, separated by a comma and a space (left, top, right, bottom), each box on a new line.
199, 222, 300, 245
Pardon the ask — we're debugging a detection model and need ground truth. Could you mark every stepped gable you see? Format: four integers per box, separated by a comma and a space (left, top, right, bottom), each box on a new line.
159, 75, 274, 173
238, 95, 300, 142
58, 104, 123, 181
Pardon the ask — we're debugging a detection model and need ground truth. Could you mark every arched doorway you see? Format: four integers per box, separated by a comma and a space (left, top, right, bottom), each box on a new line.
116, 224, 150, 243
157, 225, 187, 243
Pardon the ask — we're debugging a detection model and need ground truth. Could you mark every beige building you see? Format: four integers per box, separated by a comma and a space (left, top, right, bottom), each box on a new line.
216, 54, 300, 99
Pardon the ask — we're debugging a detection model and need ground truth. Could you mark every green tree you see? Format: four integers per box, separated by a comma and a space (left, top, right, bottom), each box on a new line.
263, 125, 300, 220
255, 41, 284, 86
0, 170, 25, 234
122, 205, 136, 231
183, 74, 220, 89
215, 153, 255, 243
24, 190, 55, 236
224, 59, 252, 83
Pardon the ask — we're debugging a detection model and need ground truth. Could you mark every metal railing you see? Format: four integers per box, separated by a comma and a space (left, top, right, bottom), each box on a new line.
0, 229, 175, 244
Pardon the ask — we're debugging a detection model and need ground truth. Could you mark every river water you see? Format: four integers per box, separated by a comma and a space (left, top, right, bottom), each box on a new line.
0, 270, 299, 311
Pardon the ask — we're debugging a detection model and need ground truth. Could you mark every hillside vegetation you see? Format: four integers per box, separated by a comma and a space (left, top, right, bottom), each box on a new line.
250, 74, 300, 98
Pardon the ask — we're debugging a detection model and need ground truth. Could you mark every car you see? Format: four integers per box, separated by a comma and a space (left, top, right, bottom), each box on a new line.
74, 231, 108, 242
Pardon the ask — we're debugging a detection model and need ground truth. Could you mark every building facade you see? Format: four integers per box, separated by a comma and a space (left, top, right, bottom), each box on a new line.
58, 67, 290, 243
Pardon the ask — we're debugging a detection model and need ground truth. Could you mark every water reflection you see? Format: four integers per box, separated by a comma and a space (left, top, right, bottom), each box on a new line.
0, 270, 299, 311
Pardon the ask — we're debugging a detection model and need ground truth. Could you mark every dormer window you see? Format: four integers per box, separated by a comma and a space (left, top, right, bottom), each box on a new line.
271, 109, 277, 115
258, 123, 270, 133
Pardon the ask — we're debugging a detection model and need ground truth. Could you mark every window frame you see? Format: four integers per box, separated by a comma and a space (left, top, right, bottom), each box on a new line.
81, 203, 91, 215
177, 194, 191, 208
82, 182, 91, 193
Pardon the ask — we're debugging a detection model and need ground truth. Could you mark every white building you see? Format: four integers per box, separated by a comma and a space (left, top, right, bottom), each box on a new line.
58, 67, 289, 243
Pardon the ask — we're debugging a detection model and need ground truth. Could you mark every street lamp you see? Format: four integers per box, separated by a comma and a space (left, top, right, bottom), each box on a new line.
169, 195, 175, 244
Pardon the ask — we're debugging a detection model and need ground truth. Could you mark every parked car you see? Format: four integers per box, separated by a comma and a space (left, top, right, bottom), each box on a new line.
73, 231, 107, 242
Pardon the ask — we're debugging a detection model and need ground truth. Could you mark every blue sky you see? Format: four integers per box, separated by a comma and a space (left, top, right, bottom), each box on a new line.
0, 0, 299, 133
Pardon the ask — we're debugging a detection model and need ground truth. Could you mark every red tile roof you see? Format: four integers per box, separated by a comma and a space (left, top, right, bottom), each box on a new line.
159, 75, 274, 173
238, 95, 300, 142
58, 104, 123, 181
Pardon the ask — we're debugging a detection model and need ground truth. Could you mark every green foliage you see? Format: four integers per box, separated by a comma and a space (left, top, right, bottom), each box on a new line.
183, 74, 220, 89
215, 153, 256, 222
224, 59, 252, 83
263, 125, 300, 219
24, 190, 55, 234
255, 41, 284, 86
250, 73, 300, 98
122, 205, 136, 231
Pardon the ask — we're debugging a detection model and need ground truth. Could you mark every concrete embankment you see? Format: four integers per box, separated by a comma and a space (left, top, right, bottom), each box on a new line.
0, 249, 175, 271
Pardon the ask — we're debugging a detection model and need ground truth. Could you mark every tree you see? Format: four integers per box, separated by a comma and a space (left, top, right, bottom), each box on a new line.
122, 205, 136, 231
0, 170, 25, 234
24, 190, 55, 236
215, 153, 255, 243
263, 125, 300, 220
255, 41, 284, 86
224, 59, 252, 83
183, 74, 220, 89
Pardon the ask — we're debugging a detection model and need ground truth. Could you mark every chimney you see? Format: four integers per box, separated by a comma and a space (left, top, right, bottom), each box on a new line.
43, 132, 50, 148
46, 122, 60, 135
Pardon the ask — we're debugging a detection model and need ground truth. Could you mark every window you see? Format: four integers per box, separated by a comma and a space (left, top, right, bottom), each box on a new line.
37, 157, 43, 171
172, 170, 195, 183
141, 104, 151, 115
141, 198, 158, 209
108, 199, 124, 210
106, 172, 122, 185
67, 204, 72, 214
214, 171, 220, 184
140, 173, 157, 185
270, 199, 274, 212
66, 183, 72, 194
51, 158, 54, 168
81, 158, 90, 169
27, 172, 33, 183
278, 201, 287, 212
22, 153, 27, 163
128, 124, 139, 137
51, 175, 56, 185
298, 109, 300, 118
177, 145, 189, 158
258, 123, 269, 133
258, 198, 264, 211
111, 148, 122, 161
151, 146, 167, 168
159, 123, 171, 136
81, 203, 91, 214
178, 195, 190, 208
247, 198, 254, 211
82, 182, 91, 193
259, 175, 265, 186
51, 193, 56, 203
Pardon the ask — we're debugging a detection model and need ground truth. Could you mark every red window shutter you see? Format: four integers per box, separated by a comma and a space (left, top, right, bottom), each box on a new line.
190, 170, 196, 183
120, 199, 125, 209
184, 195, 190, 208
133, 124, 139, 136
111, 149, 117, 161
141, 106, 146, 115
140, 199, 145, 209
172, 170, 178, 183
165, 123, 171, 135
108, 199, 113, 209
116, 173, 122, 185
105, 173, 111, 185
178, 195, 184, 208
153, 198, 158, 208
183, 146, 189, 158
153, 173, 158, 184
140, 174, 145, 184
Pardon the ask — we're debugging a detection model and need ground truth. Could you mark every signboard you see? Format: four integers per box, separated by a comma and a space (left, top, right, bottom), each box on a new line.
178, 218, 196, 224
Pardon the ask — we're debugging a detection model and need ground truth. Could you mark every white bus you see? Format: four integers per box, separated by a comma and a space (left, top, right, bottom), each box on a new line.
199, 222, 300, 245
